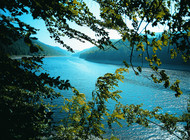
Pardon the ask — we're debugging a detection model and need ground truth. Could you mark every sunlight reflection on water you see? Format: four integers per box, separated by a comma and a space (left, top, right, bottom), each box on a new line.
42, 57, 189, 140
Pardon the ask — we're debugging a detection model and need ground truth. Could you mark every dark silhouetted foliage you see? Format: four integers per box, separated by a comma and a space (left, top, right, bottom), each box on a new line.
0, 0, 189, 139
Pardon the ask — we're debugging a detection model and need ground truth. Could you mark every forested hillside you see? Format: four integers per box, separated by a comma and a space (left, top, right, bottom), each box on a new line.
0, 38, 69, 56
80, 39, 132, 64
80, 38, 190, 70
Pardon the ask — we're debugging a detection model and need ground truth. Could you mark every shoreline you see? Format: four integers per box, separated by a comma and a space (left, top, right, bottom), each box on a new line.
10, 55, 66, 60
80, 58, 190, 72
10, 55, 190, 72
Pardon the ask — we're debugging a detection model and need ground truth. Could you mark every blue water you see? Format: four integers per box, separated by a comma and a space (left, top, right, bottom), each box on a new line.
42, 56, 190, 140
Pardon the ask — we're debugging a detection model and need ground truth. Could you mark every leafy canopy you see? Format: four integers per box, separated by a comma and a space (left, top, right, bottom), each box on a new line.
0, 0, 189, 139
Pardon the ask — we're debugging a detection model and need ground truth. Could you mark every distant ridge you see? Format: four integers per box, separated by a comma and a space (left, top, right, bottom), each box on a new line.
0, 38, 70, 56
79, 39, 190, 71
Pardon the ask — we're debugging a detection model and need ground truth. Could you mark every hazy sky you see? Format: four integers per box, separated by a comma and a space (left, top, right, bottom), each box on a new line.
17, 0, 166, 51
17, 0, 121, 51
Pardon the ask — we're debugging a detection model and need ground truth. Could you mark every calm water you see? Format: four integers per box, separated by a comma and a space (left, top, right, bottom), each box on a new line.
42, 56, 190, 140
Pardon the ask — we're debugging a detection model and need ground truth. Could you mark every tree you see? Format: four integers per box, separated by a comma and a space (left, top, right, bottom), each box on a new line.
0, 0, 189, 139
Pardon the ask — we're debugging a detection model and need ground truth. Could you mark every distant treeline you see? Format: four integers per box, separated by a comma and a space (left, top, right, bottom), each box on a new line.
79, 38, 190, 70
0, 38, 70, 56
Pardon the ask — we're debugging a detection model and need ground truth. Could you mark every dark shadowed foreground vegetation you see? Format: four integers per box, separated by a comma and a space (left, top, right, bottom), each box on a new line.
0, 0, 189, 139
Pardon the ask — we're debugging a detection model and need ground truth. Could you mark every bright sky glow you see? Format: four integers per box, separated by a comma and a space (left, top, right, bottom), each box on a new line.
16, 0, 121, 51
17, 0, 167, 51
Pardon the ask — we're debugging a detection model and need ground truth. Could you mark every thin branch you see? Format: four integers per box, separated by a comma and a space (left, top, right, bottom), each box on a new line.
139, 22, 150, 34
130, 43, 136, 72
146, 119, 183, 140
137, 17, 145, 32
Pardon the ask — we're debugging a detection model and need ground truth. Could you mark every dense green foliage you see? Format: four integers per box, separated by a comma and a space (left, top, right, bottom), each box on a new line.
0, 0, 190, 139
0, 38, 70, 56
80, 39, 131, 62
0, 0, 113, 52
0, 54, 72, 139
79, 37, 190, 70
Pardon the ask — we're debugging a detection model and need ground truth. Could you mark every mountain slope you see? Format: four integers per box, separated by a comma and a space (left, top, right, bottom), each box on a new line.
79, 39, 142, 64
0, 38, 69, 56
79, 39, 190, 70
72, 48, 92, 57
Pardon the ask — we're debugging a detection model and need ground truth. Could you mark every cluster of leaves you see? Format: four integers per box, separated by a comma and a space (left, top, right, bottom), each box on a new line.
88, 0, 189, 138
0, 0, 117, 53
0, 0, 190, 139
97, 1, 189, 138
0, 53, 73, 139
96, 0, 190, 97
54, 68, 189, 139
1, 52, 189, 139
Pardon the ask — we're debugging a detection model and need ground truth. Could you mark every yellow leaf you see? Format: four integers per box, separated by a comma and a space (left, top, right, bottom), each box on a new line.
133, 17, 137, 22
119, 79, 124, 83
74, 116, 80, 122
65, 98, 70, 102
163, 40, 168, 46
73, 0, 78, 4
78, 98, 85, 105
101, 116, 105, 120
110, 9, 115, 14
157, 40, 162, 46
156, 11, 165, 19
79, 93, 85, 98
100, 124, 105, 128
63, 106, 69, 112
115, 114, 125, 119
153, 46, 157, 53
188, 31, 190, 36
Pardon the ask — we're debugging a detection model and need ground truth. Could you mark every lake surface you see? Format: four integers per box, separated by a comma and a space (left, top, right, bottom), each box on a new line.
42, 56, 190, 140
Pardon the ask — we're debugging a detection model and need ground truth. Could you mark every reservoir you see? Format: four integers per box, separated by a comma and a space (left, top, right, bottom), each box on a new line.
42, 56, 189, 140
